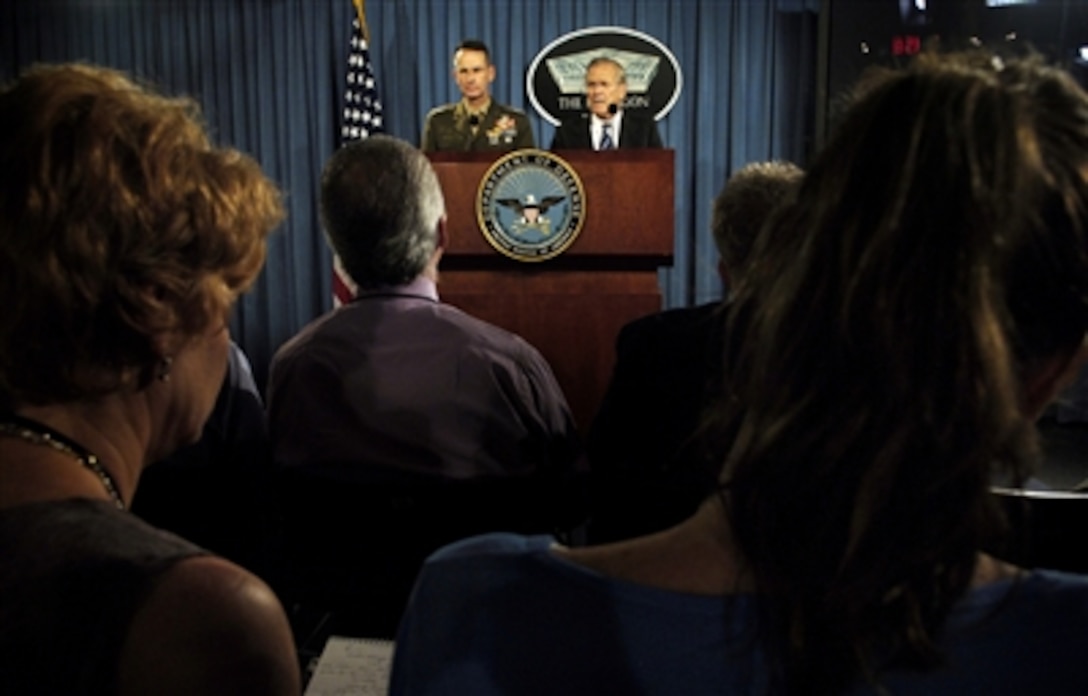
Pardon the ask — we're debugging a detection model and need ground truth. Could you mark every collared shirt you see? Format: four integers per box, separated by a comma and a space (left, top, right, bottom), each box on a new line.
267, 275, 581, 481
357, 275, 440, 303
590, 111, 623, 150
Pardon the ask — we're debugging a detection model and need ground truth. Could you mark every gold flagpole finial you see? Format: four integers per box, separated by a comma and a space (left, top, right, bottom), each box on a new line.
352, 0, 370, 44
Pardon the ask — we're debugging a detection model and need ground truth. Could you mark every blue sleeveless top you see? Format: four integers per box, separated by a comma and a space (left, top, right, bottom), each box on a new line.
391, 533, 1088, 695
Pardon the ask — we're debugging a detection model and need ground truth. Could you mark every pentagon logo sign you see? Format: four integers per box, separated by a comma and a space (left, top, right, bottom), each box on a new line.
477, 149, 586, 262
527, 26, 683, 126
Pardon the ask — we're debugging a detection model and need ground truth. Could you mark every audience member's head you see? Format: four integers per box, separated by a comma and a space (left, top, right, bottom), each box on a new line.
320, 135, 447, 290
0, 62, 282, 418
711, 160, 804, 288
0, 62, 296, 694
719, 50, 1088, 692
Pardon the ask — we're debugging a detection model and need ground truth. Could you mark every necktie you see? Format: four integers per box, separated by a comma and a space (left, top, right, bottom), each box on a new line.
599, 123, 614, 150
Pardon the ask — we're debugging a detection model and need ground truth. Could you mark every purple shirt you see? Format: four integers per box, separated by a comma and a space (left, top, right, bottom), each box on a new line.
267, 278, 580, 481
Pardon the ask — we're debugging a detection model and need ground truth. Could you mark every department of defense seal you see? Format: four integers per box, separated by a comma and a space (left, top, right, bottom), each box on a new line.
476, 149, 586, 262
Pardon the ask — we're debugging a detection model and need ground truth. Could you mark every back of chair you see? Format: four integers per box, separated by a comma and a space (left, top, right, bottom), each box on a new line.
269, 466, 584, 639
988, 488, 1088, 574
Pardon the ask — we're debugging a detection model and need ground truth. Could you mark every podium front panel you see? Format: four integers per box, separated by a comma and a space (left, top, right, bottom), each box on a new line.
428, 150, 675, 434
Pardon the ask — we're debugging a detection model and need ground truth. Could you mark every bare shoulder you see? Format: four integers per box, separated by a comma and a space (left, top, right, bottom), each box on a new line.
117, 555, 300, 696
558, 501, 754, 595
971, 552, 1024, 588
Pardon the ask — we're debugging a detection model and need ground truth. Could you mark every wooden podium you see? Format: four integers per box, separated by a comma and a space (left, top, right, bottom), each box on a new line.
428, 149, 674, 435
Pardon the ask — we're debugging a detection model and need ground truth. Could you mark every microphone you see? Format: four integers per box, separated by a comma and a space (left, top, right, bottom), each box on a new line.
468, 115, 480, 127
607, 103, 618, 115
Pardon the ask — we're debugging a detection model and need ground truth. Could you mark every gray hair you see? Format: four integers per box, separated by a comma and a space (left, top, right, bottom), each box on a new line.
320, 135, 446, 289
586, 56, 626, 85
712, 160, 803, 280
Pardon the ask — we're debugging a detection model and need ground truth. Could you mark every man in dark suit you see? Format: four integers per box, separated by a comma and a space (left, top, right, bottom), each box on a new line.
586, 161, 802, 543
551, 56, 663, 150
422, 39, 534, 153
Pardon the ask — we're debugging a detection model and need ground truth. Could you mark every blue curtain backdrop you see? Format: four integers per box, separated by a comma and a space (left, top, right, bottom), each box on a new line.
1, 0, 819, 392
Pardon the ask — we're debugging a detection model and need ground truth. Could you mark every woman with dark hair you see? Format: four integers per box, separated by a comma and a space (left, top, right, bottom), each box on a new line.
0, 64, 299, 694
390, 52, 1088, 694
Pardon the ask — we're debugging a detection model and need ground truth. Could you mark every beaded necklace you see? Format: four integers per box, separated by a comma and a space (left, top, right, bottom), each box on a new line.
0, 414, 125, 510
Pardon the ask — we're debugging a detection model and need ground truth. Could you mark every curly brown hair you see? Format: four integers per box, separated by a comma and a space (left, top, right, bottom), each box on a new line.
0, 63, 284, 407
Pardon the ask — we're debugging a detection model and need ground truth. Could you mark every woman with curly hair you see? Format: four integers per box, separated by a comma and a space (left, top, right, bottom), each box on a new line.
0, 63, 299, 695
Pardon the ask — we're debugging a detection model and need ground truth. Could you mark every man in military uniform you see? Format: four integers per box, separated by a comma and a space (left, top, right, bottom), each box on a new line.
422, 39, 535, 153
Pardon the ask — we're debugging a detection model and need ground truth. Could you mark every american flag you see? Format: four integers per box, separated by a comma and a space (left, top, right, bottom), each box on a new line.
333, 3, 384, 306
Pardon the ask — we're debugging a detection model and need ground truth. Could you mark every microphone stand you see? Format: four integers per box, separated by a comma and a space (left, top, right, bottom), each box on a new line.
465, 114, 480, 151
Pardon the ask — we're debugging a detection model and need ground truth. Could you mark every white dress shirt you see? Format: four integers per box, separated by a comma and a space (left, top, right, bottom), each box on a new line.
590, 111, 623, 150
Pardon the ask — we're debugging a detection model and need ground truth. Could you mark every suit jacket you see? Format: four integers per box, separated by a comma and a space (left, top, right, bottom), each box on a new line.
550, 111, 663, 150
585, 301, 727, 542
421, 100, 535, 153
132, 341, 274, 570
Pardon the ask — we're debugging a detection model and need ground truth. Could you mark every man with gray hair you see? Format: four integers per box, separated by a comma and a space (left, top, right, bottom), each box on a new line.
551, 56, 663, 150
268, 135, 579, 484
586, 160, 803, 542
